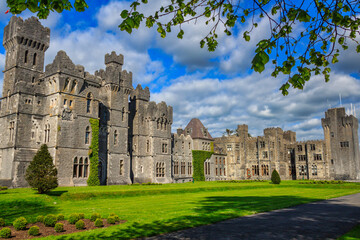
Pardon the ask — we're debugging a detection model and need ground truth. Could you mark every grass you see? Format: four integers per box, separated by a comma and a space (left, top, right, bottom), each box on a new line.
338, 225, 360, 240
0, 180, 359, 239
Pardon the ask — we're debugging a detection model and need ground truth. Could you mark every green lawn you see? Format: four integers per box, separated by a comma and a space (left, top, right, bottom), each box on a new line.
1, 181, 360, 239
338, 225, 360, 240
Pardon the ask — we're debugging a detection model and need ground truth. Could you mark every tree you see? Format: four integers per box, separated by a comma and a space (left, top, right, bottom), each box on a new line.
271, 169, 281, 184
6, 0, 360, 95
25, 144, 58, 193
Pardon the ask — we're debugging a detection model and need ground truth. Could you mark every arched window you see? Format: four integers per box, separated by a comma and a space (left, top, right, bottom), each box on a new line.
85, 126, 90, 144
73, 157, 78, 178
44, 124, 50, 143
33, 53, 37, 65
79, 158, 83, 177
312, 165, 317, 176
114, 130, 118, 145
86, 93, 92, 113
24, 50, 28, 63
84, 158, 89, 178
121, 107, 125, 121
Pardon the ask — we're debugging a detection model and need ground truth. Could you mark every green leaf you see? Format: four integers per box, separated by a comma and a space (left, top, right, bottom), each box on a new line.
121, 10, 129, 19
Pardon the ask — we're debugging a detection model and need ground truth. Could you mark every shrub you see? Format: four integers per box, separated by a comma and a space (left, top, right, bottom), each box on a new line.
0, 227, 11, 238
0, 217, 5, 227
13, 217, 27, 230
75, 220, 85, 230
25, 144, 58, 193
36, 215, 44, 223
94, 218, 103, 228
56, 214, 65, 221
69, 213, 81, 224
90, 213, 101, 222
54, 223, 64, 233
109, 213, 120, 222
107, 216, 116, 225
28, 226, 40, 236
78, 213, 85, 219
0, 186, 8, 191
44, 214, 57, 227
271, 169, 281, 184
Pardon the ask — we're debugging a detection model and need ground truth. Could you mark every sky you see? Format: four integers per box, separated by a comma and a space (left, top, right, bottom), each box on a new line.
1, 0, 360, 140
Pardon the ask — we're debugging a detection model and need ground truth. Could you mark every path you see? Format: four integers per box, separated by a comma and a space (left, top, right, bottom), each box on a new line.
147, 193, 360, 240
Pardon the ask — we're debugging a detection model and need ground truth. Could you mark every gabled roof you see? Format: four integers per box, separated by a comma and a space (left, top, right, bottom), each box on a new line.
184, 118, 213, 140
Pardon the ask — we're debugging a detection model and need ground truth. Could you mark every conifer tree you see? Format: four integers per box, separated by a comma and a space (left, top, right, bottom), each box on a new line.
25, 144, 58, 193
271, 169, 281, 184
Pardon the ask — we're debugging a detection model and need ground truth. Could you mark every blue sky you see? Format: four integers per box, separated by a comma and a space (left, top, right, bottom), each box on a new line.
1, 0, 360, 140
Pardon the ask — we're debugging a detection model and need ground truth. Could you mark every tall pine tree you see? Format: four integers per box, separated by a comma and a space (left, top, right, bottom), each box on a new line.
25, 144, 58, 193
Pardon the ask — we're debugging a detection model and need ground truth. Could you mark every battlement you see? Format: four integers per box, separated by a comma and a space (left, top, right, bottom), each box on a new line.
131, 84, 150, 101
264, 127, 284, 137
147, 101, 173, 123
3, 16, 50, 51
105, 51, 124, 65
120, 70, 132, 86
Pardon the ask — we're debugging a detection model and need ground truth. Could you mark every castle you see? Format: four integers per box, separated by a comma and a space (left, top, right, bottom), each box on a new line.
0, 17, 359, 188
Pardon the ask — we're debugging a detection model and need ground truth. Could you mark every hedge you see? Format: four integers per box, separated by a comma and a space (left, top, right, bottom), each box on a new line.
87, 118, 100, 186
192, 150, 213, 181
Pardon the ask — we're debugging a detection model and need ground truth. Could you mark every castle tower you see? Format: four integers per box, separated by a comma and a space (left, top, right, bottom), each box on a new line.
322, 107, 360, 180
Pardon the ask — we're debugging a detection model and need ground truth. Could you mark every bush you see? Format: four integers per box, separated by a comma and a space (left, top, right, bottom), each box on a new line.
75, 220, 85, 230
78, 213, 85, 219
107, 216, 116, 225
28, 226, 40, 236
44, 214, 57, 227
56, 214, 65, 221
54, 223, 64, 233
25, 144, 58, 194
69, 213, 81, 224
0, 218, 5, 227
13, 217, 27, 230
36, 215, 44, 223
0, 186, 8, 191
109, 213, 120, 222
94, 218, 103, 228
271, 169, 281, 184
90, 213, 101, 222
0, 227, 11, 238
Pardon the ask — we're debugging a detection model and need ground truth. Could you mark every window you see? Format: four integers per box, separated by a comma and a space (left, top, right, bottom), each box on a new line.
181, 162, 185, 174
223, 158, 226, 165
84, 158, 89, 177
310, 144, 316, 151
121, 107, 125, 121
314, 154, 322, 160
216, 168, 218, 175
86, 93, 93, 113
182, 141, 184, 150
331, 132, 334, 137
224, 168, 226, 176
162, 143, 168, 153
73, 157, 89, 178
156, 162, 165, 177
33, 53, 37, 65
24, 50, 28, 63
312, 165, 317, 176
9, 121, 15, 142
299, 165, 307, 176
32, 77, 35, 83
252, 165, 259, 176
69, 100, 73, 107
220, 168, 222, 176
331, 159, 334, 164
189, 142, 191, 149
63, 99, 67, 106
260, 141, 265, 148
73, 157, 78, 178
340, 141, 349, 148
113, 130, 118, 145
215, 157, 218, 164
174, 161, 179, 175
64, 79, 69, 90
227, 144, 232, 151
298, 155, 306, 161
78, 158, 83, 177
146, 140, 150, 152
235, 144, 240, 150
44, 124, 50, 143
120, 160, 124, 175
85, 126, 90, 144
297, 145, 303, 151
262, 151, 268, 158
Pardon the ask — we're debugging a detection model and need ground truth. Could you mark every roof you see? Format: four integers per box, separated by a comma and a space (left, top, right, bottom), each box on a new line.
184, 118, 214, 140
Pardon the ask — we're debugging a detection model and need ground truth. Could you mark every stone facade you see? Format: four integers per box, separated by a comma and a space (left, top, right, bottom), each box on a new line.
0, 17, 358, 188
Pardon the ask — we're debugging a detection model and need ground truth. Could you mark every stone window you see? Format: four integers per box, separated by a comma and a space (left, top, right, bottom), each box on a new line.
9, 121, 15, 142
73, 157, 78, 178
114, 130, 118, 145
146, 140, 150, 152
298, 155, 306, 161
331, 159, 334, 164
84, 158, 89, 178
119, 160, 124, 175
312, 165, 317, 176
235, 144, 240, 150
188, 142, 191, 149
207, 162, 210, 175
262, 151, 268, 158
32, 77, 35, 83
227, 144, 232, 151
33, 53, 37, 65
223, 158, 226, 165
331, 132, 334, 137
215, 157, 218, 164
24, 50, 28, 63
64, 78, 70, 90
182, 141, 184, 150
121, 107, 125, 121
216, 167, 218, 175
297, 145, 303, 151
71, 80, 77, 92
310, 144, 316, 151
314, 154, 322, 160
260, 141, 265, 148
162, 143, 168, 153
156, 162, 165, 177
85, 126, 90, 144
44, 124, 50, 143
261, 164, 269, 176
73, 157, 89, 178
69, 100, 73, 107
181, 162, 185, 174
340, 141, 349, 148
86, 93, 93, 113
174, 161, 179, 175
252, 165, 259, 176
299, 165, 307, 176
63, 99, 67, 106
224, 168, 226, 176
237, 156, 240, 163
220, 168, 222, 176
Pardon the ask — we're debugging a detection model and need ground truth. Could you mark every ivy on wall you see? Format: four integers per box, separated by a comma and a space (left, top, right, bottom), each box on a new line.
192, 150, 213, 181
87, 118, 100, 186
210, 142, 214, 152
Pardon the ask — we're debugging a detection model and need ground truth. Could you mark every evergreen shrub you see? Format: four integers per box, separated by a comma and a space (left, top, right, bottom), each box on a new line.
13, 217, 27, 230
109, 213, 120, 222
36, 215, 44, 223
0, 227, 11, 238
90, 213, 101, 222
271, 169, 281, 184
44, 214, 57, 227
54, 223, 64, 233
107, 216, 116, 225
69, 213, 81, 224
94, 218, 103, 228
56, 214, 64, 221
78, 213, 85, 219
28, 226, 39, 236
75, 220, 85, 230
